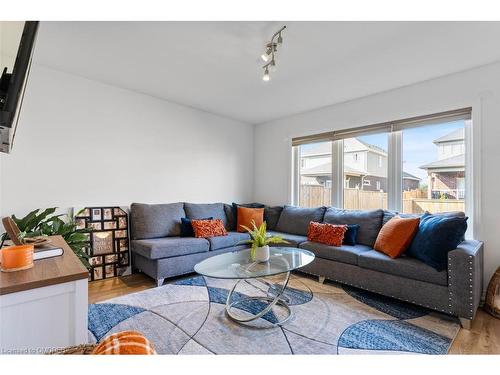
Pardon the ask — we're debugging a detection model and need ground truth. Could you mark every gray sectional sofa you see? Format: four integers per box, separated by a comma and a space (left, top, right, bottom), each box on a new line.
129, 202, 483, 328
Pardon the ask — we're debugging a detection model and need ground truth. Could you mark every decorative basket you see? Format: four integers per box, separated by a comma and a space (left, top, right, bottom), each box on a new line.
484, 266, 500, 319
47, 343, 97, 355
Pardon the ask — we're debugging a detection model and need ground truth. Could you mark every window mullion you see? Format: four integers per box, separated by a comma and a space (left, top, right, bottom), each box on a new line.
332, 140, 343, 208
388, 130, 402, 211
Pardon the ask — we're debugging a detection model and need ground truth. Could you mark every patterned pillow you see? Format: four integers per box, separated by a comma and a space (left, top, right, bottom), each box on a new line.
307, 221, 347, 247
92, 330, 156, 355
191, 219, 228, 238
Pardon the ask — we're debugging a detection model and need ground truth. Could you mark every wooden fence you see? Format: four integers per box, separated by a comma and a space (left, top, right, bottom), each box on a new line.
299, 185, 464, 213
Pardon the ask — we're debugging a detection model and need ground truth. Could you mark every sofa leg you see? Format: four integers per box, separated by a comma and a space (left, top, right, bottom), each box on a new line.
459, 317, 472, 330
318, 276, 326, 284
157, 278, 165, 287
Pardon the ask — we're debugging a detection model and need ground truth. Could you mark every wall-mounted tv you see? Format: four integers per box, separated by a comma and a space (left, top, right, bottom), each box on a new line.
0, 21, 39, 153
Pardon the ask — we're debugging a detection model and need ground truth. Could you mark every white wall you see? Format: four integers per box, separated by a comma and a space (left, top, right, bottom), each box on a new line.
0, 65, 254, 217
254, 61, 500, 287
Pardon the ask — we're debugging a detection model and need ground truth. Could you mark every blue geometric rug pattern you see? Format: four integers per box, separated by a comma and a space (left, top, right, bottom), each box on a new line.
87, 274, 460, 354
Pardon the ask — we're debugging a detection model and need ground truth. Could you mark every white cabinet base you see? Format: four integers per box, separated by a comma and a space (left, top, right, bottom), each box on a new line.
0, 279, 88, 354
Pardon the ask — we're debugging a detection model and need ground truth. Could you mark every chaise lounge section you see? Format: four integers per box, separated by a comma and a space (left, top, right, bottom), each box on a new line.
129, 202, 483, 328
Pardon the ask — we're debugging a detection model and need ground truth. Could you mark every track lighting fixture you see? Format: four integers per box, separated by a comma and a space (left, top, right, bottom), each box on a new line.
260, 25, 286, 82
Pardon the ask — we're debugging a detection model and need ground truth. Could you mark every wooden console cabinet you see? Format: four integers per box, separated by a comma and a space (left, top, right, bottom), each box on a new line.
0, 236, 88, 354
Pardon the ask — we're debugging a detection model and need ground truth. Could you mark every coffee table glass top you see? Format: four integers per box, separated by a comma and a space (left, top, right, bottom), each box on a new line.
194, 247, 315, 279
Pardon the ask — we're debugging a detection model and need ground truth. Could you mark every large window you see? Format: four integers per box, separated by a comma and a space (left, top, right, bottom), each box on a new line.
297, 141, 332, 208
402, 120, 465, 214
343, 133, 388, 210
292, 108, 471, 219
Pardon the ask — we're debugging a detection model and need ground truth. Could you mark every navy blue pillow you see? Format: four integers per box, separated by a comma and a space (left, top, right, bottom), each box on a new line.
342, 224, 360, 246
180, 217, 212, 237
406, 213, 468, 271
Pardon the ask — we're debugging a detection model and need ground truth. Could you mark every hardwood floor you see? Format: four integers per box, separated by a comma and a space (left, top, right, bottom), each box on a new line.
88, 273, 500, 354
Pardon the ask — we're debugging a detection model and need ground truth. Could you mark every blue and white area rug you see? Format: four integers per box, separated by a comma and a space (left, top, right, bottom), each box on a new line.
88, 274, 460, 354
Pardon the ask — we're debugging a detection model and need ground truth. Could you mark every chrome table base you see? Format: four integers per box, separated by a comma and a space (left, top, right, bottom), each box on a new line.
225, 271, 292, 326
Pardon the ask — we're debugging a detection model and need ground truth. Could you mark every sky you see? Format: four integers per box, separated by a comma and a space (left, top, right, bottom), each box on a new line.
359, 120, 464, 182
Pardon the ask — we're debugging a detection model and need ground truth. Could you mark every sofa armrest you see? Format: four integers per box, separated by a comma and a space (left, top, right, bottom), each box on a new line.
448, 240, 484, 320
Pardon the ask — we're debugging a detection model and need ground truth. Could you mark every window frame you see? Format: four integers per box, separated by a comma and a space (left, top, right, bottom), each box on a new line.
292, 108, 473, 236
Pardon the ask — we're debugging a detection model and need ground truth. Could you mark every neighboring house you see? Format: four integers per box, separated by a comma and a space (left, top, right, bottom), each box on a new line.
420, 128, 465, 199
300, 139, 420, 192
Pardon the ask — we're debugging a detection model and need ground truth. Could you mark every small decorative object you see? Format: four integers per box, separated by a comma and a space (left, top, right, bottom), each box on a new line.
74, 206, 130, 281
0, 244, 34, 272
485, 266, 500, 319
240, 221, 288, 263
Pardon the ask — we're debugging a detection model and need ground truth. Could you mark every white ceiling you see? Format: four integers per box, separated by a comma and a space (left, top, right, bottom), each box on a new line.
33, 21, 500, 124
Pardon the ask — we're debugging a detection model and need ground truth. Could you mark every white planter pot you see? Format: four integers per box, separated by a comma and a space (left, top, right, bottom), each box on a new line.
254, 245, 270, 262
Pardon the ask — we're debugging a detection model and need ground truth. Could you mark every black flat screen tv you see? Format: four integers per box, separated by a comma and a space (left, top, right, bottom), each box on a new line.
0, 21, 39, 153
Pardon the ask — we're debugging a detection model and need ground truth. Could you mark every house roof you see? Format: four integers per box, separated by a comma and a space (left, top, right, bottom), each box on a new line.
402, 171, 421, 181
420, 154, 465, 170
300, 137, 387, 157
433, 128, 464, 144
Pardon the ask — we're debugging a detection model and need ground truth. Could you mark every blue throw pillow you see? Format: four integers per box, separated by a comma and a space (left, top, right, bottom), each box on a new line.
180, 217, 212, 237
406, 213, 468, 271
342, 224, 360, 246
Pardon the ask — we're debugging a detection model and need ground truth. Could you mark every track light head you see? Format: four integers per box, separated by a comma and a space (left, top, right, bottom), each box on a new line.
277, 33, 283, 44
262, 67, 270, 82
261, 53, 270, 62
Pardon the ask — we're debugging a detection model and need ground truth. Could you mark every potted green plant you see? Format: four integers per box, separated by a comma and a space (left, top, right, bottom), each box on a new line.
240, 221, 288, 262
1, 208, 92, 269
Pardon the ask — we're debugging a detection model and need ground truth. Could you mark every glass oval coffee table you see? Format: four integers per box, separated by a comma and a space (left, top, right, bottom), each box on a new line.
194, 247, 315, 326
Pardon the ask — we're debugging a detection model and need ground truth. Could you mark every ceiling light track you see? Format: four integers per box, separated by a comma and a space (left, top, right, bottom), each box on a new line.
261, 25, 286, 82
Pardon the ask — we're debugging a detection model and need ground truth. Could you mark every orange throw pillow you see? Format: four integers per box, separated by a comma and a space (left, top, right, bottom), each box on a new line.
236, 206, 264, 232
191, 219, 228, 238
374, 215, 420, 258
307, 221, 347, 247
92, 330, 156, 355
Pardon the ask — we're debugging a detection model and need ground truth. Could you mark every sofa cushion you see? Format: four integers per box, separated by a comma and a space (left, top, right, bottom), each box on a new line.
184, 203, 227, 227
266, 230, 308, 247
374, 215, 420, 258
192, 219, 228, 238
343, 224, 360, 246
180, 217, 212, 237
406, 213, 468, 271
236, 206, 264, 232
275, 205, 326, 236
224, 204, 236, 230
299, 241, 372, 265
232, 202, 265, 228
307, 222, 347, 247
264, 206, 283, 230
383, 210, 465, 226
130, 202, 185, 240
323, 208, 384, 247
358, 250, 448, 286
207, 231, 251, 251
131, 237, 209, 259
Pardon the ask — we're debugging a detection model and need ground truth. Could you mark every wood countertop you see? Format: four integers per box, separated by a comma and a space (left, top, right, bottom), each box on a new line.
0, 235, 88, 295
